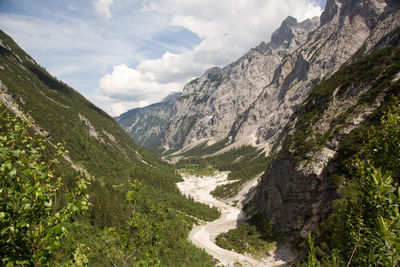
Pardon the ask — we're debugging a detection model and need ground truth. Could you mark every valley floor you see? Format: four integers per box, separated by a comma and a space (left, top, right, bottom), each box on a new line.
177, 172, 296, 266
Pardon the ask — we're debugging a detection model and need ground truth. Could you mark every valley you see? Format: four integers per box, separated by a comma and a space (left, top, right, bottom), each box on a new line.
1, 0, 400, 266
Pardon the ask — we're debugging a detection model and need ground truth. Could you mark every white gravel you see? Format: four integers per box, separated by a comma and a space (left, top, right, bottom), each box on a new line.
177, 172, 296, 266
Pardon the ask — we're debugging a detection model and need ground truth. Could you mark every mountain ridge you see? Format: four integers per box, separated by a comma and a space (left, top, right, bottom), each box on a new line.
118, 0, 400, 157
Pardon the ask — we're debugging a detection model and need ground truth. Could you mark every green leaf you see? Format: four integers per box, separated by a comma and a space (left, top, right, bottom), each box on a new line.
9, 168, 17, 177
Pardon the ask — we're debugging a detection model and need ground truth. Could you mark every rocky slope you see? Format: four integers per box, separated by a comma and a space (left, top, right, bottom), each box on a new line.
230, 0, 394, 154
116, 92, 181, 151
255, 44, 400, 242
162, 16, 320, 151
251, 0, 400, 242
118, 0, 399, 158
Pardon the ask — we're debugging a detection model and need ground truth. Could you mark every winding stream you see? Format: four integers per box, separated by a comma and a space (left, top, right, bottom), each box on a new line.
177, 172, 294, 266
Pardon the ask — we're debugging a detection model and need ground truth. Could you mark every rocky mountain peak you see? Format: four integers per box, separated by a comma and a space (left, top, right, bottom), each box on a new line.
269, 16, 320, 50
161, 92, 182, 104
321, 0, 389, 27
117, 0, 400, 156
205, 66, 222, 76
270, 16, 298, 47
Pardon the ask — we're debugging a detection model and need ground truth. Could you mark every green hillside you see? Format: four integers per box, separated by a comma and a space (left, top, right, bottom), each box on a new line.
0, 29, 219, 266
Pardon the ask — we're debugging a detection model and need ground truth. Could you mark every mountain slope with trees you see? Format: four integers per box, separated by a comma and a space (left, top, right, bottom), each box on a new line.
0, 29, 219, 266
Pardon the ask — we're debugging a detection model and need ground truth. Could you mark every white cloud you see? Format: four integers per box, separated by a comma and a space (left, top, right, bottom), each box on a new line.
93, 0, 114, 19
96, 64, 182, 115
0, 14, 139, 71
99, 0, 322, 116
67, 3, 77, 11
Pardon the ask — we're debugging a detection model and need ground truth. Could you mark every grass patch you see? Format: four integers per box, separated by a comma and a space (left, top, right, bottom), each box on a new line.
178, 164, 218, 177
216, 211, 282, 257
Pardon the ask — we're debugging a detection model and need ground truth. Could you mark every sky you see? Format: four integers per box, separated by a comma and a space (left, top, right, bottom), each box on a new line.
0, 0, 326, 116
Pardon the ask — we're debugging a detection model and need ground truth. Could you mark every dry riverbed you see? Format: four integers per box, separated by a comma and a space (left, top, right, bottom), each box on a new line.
177, 172, 296, 266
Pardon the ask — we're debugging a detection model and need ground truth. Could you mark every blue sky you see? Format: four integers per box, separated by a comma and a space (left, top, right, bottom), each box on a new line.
0, 0, 325, 116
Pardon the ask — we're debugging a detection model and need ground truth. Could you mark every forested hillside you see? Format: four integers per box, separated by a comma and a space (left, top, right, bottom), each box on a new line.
0, 29, 219, 266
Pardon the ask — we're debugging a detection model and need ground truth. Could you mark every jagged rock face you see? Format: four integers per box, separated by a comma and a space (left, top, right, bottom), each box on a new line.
163, 16, 319, 150
254, 150, 336, 241
159, 0, 398, 154
231, 0, 393, 155
252, 2, 400, 242
116, 92, 181, 151
117, 0, 398, 156
255, 42, 400, 241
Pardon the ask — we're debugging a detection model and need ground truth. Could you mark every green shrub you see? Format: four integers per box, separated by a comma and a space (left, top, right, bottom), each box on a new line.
0, 106, 90, 266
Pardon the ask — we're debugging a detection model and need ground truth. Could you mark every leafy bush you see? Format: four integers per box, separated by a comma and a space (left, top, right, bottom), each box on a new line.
0, 106, 90, 266
304, 101, 400, 266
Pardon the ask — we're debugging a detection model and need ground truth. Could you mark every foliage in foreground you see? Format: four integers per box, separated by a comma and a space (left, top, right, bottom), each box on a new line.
0, 106, 217, 266
303, 101, 400, 266
0, 106, 90, 266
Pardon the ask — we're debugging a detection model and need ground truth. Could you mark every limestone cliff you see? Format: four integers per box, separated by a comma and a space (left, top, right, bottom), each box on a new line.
116, 92, 181, 151
118, 1, 399, 158
162, 16, 319, 151
230, 0, 397, 155
254, 37, 400, 244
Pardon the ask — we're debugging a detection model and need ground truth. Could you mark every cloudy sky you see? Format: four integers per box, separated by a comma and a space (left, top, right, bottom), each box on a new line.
0, 0, 326, 116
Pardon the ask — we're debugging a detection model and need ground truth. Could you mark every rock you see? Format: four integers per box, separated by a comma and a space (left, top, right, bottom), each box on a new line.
115, 92, 181, 151
118, 1, 399, 157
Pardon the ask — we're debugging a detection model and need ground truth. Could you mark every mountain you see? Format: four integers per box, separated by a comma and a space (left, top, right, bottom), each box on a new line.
0, 30, 218, 265
118, 0, 400, 157
162, 16, 320, 152
255, 45, 400, 242
2, 0, 399, 264
116, 92, 181, 152
252, 0, 400, 243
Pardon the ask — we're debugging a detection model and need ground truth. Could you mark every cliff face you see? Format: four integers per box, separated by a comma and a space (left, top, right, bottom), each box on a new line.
255, 45, 400, 241
162, 16, 320, 151
119, 1, 398, 157
254, 2, 400, 239
116, 92, 181, 151
230, 0, 393, 155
